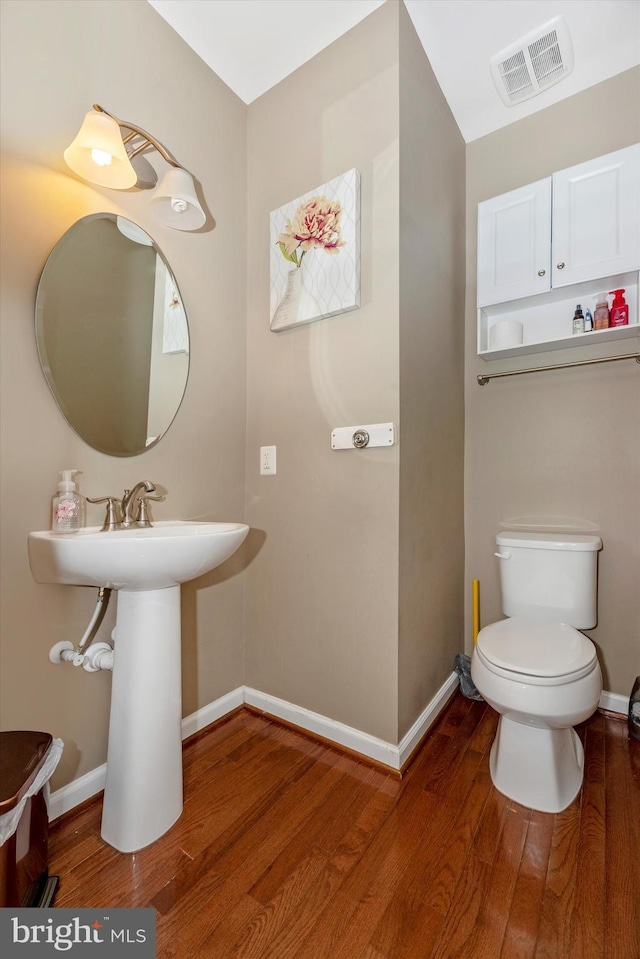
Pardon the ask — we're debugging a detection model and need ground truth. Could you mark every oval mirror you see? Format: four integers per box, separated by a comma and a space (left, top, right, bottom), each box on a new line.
35, 213, 189, 456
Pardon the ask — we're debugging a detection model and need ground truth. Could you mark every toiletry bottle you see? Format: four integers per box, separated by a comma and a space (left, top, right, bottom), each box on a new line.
572, 304, 584, 334
584, 308, 593, 332
609, 289, 629, 327
51, 470, 86, 533
593, 294, 609, 330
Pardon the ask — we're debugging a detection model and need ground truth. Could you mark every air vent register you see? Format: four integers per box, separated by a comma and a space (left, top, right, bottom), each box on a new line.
490, 16, 574, 106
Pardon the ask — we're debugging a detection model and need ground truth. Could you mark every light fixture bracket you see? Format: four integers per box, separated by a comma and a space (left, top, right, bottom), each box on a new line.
63, 105, 206, 231
93, 104, 180, 170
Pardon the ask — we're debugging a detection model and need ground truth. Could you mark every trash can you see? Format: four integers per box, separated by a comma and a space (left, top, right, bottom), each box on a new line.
0, 731, 61, 907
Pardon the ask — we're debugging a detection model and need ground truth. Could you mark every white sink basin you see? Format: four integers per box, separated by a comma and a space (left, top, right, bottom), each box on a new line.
28, 521, 249, 591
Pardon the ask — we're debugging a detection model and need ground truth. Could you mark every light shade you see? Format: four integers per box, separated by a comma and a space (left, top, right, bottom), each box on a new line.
64, 111, 137, 189
149, 168, 206, 231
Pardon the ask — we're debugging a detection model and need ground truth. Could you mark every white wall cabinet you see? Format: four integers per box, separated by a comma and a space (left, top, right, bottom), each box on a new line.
477, 179, 551, 307
478, 144, 639, 309
477, 144, 640, 359
552, 145, 640, 288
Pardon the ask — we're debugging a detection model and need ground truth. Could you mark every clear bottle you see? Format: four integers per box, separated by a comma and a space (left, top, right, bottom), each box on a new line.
584, 308, 593, 332
593, 294, 609, 330
572, 304, 584, 334
51, 470, 86, 533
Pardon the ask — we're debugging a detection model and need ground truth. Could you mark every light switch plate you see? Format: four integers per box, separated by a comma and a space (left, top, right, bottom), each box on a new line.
331, 423, 396, 450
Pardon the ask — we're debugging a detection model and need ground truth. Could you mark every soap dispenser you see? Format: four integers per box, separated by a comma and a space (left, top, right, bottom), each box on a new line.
51, 470, 86, 533
609, 289, 629, 327
593, 293, 610, 330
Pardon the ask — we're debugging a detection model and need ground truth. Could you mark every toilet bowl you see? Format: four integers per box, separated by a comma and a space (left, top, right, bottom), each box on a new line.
470, 531, 603, 813
471, 618, 602, 812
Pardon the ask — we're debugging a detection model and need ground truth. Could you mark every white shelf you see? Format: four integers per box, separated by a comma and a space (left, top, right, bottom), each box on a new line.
478, 271, 639, 360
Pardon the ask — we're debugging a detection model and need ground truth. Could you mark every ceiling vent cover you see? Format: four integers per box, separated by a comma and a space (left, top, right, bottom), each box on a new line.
490, 16, 574, 106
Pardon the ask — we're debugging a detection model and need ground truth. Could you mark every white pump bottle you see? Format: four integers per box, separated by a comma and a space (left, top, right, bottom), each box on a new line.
51, 469, 86, 533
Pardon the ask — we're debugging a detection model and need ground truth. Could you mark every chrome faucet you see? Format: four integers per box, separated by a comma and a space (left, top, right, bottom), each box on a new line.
121, 480, 157, 527
89, 480, 160, 530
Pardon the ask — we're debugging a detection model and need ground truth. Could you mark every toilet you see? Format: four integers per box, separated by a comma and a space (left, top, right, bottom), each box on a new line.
471, 531, 603, 813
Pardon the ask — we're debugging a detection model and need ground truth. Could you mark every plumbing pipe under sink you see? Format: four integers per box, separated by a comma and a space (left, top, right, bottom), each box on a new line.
49, 586, 111, 667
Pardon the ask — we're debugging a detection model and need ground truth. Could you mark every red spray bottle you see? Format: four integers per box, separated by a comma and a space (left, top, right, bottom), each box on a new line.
609, 289, 629, 327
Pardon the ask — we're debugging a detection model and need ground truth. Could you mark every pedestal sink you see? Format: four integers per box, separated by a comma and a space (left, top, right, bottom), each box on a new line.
28, 521, 249, 853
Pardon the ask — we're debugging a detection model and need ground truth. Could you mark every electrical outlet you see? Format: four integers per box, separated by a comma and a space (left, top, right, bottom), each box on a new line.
260, 445, 276, 475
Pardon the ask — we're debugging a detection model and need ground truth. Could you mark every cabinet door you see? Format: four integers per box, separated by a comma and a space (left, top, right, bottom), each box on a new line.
477, 178, 551, 307
552, 143, 640, 288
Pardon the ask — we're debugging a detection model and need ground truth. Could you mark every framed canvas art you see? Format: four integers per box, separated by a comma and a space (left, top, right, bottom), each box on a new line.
269, 169, 360, 332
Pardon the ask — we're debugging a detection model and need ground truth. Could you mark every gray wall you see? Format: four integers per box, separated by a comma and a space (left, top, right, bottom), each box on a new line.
244, 1, 402, 743
397, 3, 465, 739
243, 1, 466, 745
464, 68, 640, 694
0, 0, 248, 789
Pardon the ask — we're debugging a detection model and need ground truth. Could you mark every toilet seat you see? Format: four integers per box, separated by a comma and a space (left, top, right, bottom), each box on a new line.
476, 617, 597, 686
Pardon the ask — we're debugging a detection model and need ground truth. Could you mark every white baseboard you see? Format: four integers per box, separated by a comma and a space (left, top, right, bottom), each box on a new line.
57, 674, 634, 822
398, 672, 460, 767
180, 687, 244, 740
599, 690, 629, 715
244, 688, 400, 768
245, 672, 459, 771
48, 762, 107, 822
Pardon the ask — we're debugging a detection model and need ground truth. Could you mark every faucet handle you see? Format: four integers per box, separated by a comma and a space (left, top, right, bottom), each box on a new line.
136, 495, 162, 527
87, 496, 123, 531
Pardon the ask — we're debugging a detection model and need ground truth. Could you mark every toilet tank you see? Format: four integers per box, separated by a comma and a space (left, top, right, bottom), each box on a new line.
496, 532, 602, 628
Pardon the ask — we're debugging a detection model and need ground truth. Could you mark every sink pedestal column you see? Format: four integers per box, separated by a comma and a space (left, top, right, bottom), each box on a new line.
101, 585, 183, 852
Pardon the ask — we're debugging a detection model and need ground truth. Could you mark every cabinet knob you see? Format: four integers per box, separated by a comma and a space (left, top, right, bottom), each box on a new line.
556, 261, 565, 269
537, 269, 546, 276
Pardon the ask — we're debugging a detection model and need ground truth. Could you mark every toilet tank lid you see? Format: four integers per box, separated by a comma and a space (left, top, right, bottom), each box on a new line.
496, 532, 602, 551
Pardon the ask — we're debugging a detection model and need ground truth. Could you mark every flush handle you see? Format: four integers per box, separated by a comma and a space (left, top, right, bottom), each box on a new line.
352, 430, 370, 449
494, 550, 511, 559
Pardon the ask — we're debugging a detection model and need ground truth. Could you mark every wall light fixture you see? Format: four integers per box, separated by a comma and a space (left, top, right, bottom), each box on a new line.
64, 104, 206, 231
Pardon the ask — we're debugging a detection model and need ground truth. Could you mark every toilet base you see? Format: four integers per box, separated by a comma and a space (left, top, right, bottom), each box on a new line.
489, 715, 584, 813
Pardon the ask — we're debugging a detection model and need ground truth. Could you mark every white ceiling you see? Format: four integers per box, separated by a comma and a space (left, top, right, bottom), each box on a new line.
147, 0, 640, 142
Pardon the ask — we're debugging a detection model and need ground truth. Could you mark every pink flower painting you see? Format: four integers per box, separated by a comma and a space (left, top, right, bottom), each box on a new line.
270, 169, 360, 332
277, 196, 346, 268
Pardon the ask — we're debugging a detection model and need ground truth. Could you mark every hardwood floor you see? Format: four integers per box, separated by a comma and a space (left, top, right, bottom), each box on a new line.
49, 694, 640, 958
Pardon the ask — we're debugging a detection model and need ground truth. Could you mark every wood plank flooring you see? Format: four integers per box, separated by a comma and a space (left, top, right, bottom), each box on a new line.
49, 694, 640, 958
